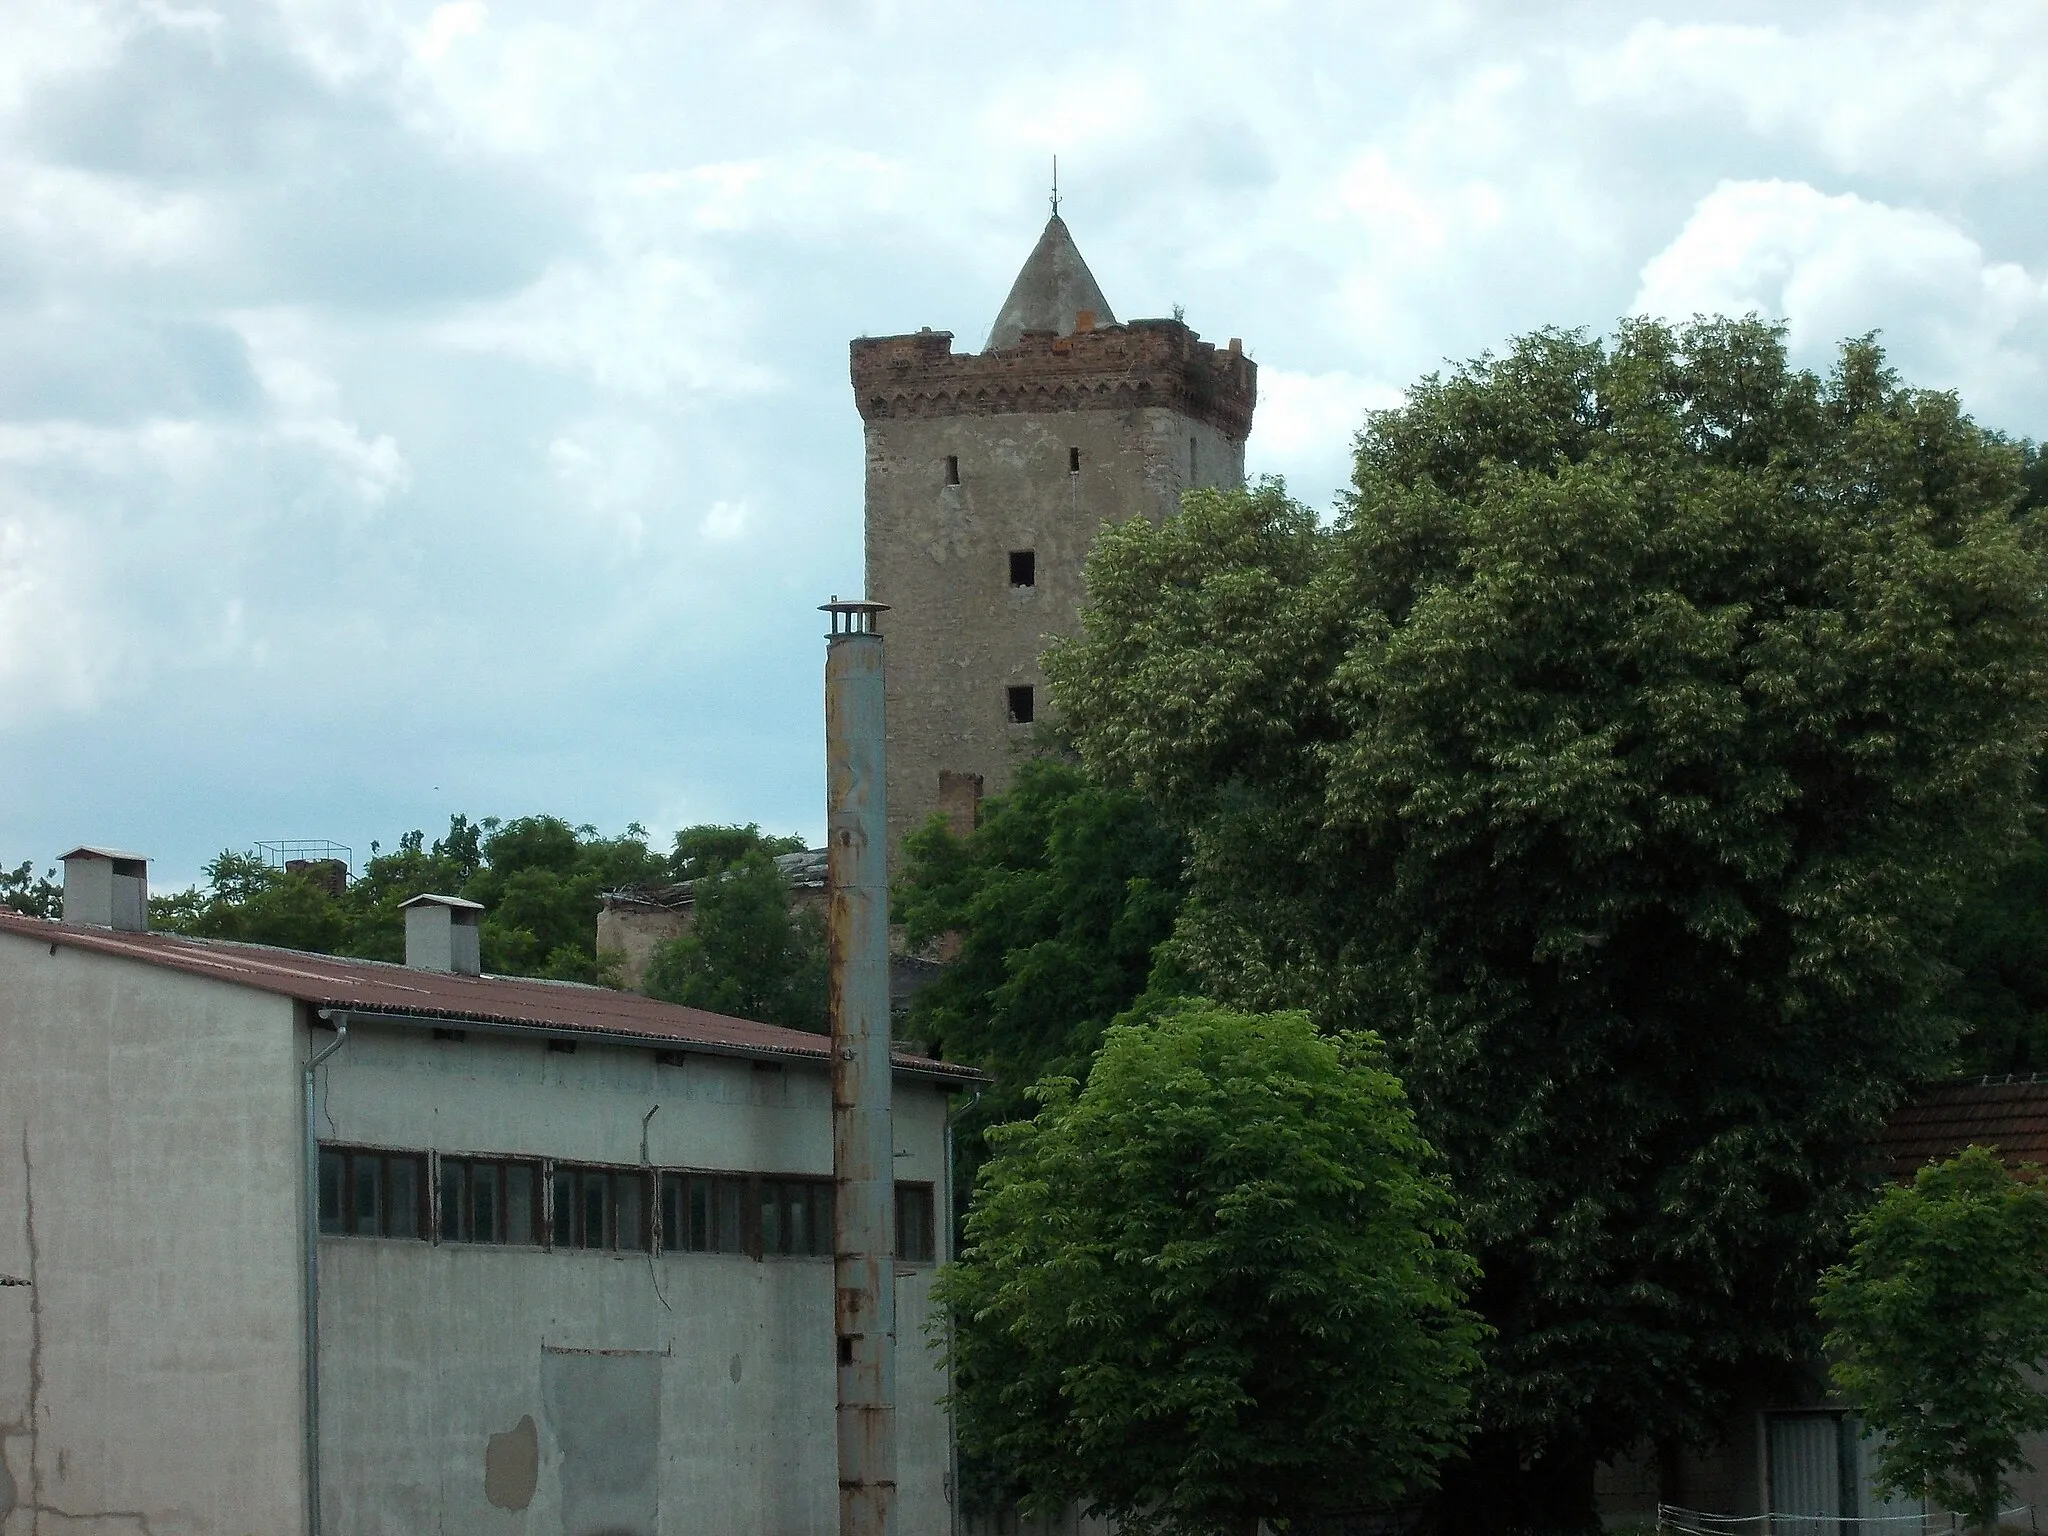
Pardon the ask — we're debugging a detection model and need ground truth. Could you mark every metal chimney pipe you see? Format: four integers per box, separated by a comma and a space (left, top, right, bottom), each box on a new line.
823, 596, 896, 1536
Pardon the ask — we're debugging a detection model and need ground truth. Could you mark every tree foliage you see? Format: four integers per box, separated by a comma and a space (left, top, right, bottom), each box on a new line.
938, 1002, 1483, 1535
143, 814, 813, 998
1818, 1148, 2048, 1532
0, 860, 62, 919
644, 842, 828, 1032
1044, 319, 2048, 1524
895, 757, 1187, 1182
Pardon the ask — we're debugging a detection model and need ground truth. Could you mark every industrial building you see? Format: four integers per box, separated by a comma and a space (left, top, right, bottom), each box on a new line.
0, 846, 976, 1535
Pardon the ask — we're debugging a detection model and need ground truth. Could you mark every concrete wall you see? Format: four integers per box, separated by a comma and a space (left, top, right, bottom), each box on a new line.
314, 1021, 957, 1536
0, 931, 308, 1536
866, 404, 1243, 860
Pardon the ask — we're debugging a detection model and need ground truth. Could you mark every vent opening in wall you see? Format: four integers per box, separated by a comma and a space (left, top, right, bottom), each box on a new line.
1006, 685, 1035, 724
945, 454, 959, 485
1009, 550, 1035, 587
1189, 436, 1198, 482
1068, 446, 1081, 473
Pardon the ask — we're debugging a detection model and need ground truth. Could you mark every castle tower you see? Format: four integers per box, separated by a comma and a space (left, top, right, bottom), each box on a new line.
852, 215, 1258, 862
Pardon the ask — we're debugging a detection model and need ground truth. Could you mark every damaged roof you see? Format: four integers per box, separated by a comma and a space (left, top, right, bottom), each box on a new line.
985, 214, 1117, 352
0, 910, 978, 1083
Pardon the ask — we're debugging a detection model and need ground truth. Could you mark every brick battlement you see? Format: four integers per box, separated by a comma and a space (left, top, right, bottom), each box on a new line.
850, 319, 1257, 442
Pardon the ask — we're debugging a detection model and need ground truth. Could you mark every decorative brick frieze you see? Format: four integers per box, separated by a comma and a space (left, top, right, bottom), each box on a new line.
850, 319, 1257, 442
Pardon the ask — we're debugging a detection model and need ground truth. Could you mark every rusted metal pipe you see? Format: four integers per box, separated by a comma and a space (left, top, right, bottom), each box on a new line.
824, 596, 896, 1536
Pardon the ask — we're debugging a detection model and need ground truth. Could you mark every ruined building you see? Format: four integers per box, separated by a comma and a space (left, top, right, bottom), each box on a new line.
852, 212, 1258, 858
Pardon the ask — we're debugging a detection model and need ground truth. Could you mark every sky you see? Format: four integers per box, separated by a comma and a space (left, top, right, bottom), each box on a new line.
2, 0, 2045, 891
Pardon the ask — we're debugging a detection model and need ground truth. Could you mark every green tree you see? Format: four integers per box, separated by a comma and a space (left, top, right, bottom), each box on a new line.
895, 756, 1187, 1212
938, 1002, 1483, 1535
1818, 1148, 2048, 1532
670, 822, 805, 881
1, 860, 62, 918
645, 846, 827, 1031
1045, 320, 2048, 1528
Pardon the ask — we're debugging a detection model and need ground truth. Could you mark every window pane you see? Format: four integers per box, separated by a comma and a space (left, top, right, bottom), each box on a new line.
610, 1179, 643, 1253
784, 1183, 809, 1256
387, 1157, 422, 1239
506, 1165, 536, 1246
473, 1163, 502, 1244
896, 1185, 934, 1263
580, 1172, 609, 1250
318, 1151, 345, 1236
810, 1182, 827, 1254
714, 1177, 745, 1254
352, 1155, 383, 1236
439, 1160, 467, 1243
552, 1168, 576, 1248
660, 1175, 682, 1253
689, 1177, 711, 1252
760, 1181, 784, 1255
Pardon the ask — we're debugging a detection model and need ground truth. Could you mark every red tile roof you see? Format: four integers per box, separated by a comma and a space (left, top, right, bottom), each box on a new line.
1883, 1078, 2048, 1181
0, 911, 978, 1083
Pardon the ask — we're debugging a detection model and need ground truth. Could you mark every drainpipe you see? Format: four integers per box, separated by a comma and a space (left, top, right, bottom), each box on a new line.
824, 596, 894, 1536
304, 1010, 350, 1536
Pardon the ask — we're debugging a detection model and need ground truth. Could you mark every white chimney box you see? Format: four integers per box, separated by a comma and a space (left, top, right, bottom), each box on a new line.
60, 846, 149, 932
401, 894, 483, 976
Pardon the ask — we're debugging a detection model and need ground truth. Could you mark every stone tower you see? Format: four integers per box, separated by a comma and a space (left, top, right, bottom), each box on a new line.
852, 214, 1257, 862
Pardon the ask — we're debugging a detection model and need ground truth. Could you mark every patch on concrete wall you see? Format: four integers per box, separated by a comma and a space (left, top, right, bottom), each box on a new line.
542, 1352, 661, 1536
485, 1414, 538, 1511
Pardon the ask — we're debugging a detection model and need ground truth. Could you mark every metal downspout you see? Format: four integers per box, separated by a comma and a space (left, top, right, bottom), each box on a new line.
304, 1011, 349, 1536
823, 596, 895, 1536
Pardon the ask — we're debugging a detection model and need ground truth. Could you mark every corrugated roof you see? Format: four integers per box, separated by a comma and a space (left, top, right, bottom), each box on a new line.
1882, 1077, 2048, 1181
0, 910, 978, 1083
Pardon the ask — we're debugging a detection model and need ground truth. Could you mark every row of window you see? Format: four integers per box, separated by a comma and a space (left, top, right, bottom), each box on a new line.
317, 1146, 937, 1262
943, 435, 1201, 489
944, 448, 1086, 486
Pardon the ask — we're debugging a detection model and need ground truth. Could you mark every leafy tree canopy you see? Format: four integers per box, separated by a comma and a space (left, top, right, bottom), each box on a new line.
142, 814, 809, 994
1, 860, 63, 919
895, 757, 1187, 1185
938, 1002, 1483, 1535
1044, 318, 2048, 1527
670, 822, 805, 881
644, 843, 828, 1033
1819, 1148, 2048, 1533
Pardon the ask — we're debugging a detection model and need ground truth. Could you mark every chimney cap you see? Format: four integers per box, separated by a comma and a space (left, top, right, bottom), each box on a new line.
400, 893, 484, 913
60, 845, 148, 864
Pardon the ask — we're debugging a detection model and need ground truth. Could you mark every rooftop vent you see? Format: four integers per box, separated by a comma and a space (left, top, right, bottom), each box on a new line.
60, 846, 148, 932
400, 894, 483, 976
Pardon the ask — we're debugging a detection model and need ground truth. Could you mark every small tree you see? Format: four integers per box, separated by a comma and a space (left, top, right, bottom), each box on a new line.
645, 849, 828, 1032
937, 1002, 1483, 1535
1818, 1147, 2048, 1532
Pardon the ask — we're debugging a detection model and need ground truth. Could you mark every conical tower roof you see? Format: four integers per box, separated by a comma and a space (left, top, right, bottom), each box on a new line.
984, 215, 1117, 352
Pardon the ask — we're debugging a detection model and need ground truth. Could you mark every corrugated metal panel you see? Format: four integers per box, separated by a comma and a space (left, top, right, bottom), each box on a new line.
1768, 1413, 1842, 1531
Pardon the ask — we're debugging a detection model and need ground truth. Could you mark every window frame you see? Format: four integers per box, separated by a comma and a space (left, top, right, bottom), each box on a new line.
436, 1153, 544, 1247
317, 1144, 429, 1242
895, 1182, 937, 1264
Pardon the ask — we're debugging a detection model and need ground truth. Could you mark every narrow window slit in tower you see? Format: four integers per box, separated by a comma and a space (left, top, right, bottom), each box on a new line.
1006, 686, 1035, 725
1189, 436, 1198, 482
1009, 550, 1036, 588
945, 454, 960, 485
1068, 447, 1081, 473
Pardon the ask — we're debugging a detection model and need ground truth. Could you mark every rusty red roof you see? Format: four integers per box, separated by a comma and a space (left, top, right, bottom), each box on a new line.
1883, 1077, 2048, 1181
0, 910, 978, 1083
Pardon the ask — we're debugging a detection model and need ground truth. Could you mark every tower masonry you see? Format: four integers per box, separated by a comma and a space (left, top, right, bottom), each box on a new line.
853, 214, 1257, 862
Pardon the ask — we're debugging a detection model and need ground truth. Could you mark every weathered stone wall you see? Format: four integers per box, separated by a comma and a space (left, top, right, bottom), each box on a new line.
857, 322, 1253, 863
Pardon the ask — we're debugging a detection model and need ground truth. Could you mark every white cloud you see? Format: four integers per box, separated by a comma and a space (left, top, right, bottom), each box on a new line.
701, 499, 750, 543
1634, 179, 2048, 418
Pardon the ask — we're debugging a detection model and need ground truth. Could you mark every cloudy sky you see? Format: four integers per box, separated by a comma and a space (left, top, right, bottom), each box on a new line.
3, 0, 2045, 889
